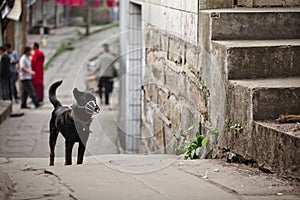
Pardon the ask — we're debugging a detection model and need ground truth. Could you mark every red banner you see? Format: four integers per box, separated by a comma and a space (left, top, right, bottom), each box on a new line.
46, 0, 100, 7
55, 0, 85, 7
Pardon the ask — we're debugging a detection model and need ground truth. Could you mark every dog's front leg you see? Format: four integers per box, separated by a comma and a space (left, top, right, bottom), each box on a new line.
49, 119, 59, 166
65, 141, 74, 165
77, 141, 86, 165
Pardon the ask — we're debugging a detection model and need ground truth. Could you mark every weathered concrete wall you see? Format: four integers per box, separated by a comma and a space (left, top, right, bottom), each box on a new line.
143, 1, 198, 44
142, 29, 209, 153
140, 0, 224, 154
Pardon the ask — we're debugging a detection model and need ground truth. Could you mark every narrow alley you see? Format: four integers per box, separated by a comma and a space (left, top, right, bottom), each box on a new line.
0, 0, 300, 199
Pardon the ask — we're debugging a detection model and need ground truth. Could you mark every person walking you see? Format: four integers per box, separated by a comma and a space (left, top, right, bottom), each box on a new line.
5, 43, 20, 103
107, 0, 117, 22
31, 42, 45, 102
0, 46, 12, 100
97, 44, 118, 105
19, 46, 40, 109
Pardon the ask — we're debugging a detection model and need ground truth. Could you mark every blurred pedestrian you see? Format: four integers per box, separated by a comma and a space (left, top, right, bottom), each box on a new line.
96, 44, 118, 105
0, 46, 12, 100
19, 46, 40, 109
107, 0, 117, 22
31, 42, 45, 102
5, 43, 20, 103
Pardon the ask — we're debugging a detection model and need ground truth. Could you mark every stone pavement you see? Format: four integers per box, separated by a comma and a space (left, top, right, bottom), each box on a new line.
0, 155, 299, 200
0, 25, 299, 199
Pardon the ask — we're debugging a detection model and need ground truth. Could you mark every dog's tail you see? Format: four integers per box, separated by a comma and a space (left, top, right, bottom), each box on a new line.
49, 80, 63, 108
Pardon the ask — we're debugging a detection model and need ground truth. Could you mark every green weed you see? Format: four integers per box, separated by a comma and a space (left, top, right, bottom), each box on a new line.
177, 126, 209, 160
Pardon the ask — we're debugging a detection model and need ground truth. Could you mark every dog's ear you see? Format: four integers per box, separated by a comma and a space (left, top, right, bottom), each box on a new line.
73, 88, 81, 98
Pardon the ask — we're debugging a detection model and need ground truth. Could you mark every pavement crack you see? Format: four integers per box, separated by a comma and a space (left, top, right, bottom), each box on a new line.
182, 170, 245, 200
18, 193, 60, 200
43, 169, 61, 180
69, 193, 78, 200
22, 167, 39, 172
42, 169, 75, 193
127, 174, 171, 200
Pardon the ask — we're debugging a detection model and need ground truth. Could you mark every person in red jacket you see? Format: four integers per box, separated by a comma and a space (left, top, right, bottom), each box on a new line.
31, 42, 45, 102
107, 0, 117, 22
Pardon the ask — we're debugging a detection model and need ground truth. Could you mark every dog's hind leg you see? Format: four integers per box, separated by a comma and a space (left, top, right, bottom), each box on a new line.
77, 140, 87, 165
65, 141, 74, 165
49, 119, 59, 166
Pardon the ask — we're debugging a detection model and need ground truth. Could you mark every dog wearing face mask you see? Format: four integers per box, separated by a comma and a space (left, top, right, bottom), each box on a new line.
48, 80, 100, 166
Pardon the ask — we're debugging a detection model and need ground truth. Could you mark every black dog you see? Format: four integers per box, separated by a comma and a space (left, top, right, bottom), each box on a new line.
49, 80, 100, 166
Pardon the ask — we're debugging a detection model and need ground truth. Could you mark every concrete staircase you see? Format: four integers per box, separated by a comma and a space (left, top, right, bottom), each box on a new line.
201, 8, 300, 178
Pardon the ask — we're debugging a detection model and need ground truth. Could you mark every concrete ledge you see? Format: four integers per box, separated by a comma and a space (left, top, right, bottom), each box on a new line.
223, 79, 300, 179
200, 8, 300, 40
0, 101, 12, 126
218, 120, 300, 179
213, 40, 300, 79
253, 121, 300, 179
229, 78, 300, 121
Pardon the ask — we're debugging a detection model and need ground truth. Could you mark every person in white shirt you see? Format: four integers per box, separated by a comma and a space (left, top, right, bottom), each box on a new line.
19, 46, 40, 109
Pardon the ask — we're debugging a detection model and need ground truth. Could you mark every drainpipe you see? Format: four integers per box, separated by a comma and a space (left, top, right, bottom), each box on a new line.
197, 0, 200, 46
118, 0, 128, 151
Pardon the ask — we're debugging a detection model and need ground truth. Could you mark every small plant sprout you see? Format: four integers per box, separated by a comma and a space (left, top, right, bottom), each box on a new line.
233, 123, 243, 134
226, 119, 243, 134
210, 126, 219, 135
226, 119, 233, 130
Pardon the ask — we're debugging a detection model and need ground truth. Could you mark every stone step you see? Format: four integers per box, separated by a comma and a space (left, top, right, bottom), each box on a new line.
225, 79, 300, 178
252, 121, 300, 178
228, 78, 300, 122
212, 40, 300, 79
199, 8, 300, 41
